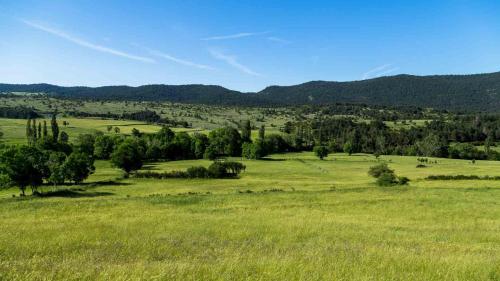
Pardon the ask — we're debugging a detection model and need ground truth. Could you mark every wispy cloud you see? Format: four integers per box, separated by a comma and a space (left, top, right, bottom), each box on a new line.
209, 49, 260, 76
267, 36, 291, 44
21, 19, 155, 63
362, 64, 398, 79
201, 31, 270, 41
374, 67, 399, 78
145, 47, 216, 70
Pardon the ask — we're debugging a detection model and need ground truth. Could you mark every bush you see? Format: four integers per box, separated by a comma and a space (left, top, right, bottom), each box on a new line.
398, 176, 410, 185
369, 163, 409, 186
313, 145, 328, 160
426, 174, 500, 180
376, 172, 397, 186
186, 166, 209, 178
134, 161, 246, 180
368, 163, 393, 178
208, 162, 227, 178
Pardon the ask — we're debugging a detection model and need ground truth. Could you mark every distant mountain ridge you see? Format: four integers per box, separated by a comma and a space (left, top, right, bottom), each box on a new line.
2, 71, 500, 111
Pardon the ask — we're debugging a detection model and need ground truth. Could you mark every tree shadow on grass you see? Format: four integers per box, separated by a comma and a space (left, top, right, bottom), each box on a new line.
259, 158, 286, 161
140, 164, 161, 171
79, 180, 131, 188
37, 189, 114, 198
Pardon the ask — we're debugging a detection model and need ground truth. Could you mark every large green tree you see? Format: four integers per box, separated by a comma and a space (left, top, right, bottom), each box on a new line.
0, 146, 47, 195
61, 152, 95, 184
111, 139, 143, 176
205, 127, 242, 158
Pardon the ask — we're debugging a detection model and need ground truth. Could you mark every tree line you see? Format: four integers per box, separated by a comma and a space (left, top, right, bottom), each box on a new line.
280, 115, 500, 160
0, 106, 40, 119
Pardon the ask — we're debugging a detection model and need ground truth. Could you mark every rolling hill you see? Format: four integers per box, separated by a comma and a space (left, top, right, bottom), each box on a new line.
2, 71, 500, 111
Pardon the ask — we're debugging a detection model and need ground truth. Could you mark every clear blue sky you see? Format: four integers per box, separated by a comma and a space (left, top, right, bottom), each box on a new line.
1, 0, 499, 92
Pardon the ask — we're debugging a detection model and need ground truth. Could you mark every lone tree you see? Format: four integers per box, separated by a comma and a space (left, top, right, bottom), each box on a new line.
111, 139, 143, 176
313, 145, 329, 160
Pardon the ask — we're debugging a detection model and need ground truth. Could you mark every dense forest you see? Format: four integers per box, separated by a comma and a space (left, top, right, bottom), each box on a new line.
2, 71, 500, 111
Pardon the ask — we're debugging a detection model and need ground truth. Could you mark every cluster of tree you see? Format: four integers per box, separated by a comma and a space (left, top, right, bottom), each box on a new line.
0, 115, 95, 195
134, 161, 246, 179
0, 106, 40, 119
281, 115, 500, 160
82, 125, 246, 175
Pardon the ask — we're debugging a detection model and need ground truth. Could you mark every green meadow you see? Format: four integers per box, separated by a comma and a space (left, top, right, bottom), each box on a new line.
0, 151, 499, 280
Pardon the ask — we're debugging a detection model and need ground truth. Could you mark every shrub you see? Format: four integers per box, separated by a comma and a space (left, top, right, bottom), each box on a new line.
313, 145, 328, 160
186, 166, 209, 178
376, 172, 397, 186
368, 163, 393, 178
398, 176, 410, 185
369, 163, 409, 186
426, 174, 500, 180
208, 162, 227, 178
133, 161, 246, 180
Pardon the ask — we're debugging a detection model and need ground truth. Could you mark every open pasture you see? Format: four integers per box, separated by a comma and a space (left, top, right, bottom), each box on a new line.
0, 153, 499, 280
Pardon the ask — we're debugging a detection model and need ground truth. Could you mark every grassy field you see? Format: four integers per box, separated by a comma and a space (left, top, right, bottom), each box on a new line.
0, 153, 499, 280
0, 117, 163, 145
0, 94, 292, 130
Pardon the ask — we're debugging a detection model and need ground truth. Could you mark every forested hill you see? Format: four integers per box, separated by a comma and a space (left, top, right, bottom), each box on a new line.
2, 71, 500, 111
0, 83, 263, 106
257, 73, 500, 111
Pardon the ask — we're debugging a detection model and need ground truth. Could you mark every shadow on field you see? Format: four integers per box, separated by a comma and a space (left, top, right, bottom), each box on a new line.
38, 189, 114, 198
140, 164, 161, 171
431, 186, 496, 192
260, 158, 286, 161
80, 180, 131, 188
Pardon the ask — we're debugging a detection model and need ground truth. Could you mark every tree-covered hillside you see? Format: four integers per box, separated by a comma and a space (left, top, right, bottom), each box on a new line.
258, 73, 500, 111
2, 71, 500, 111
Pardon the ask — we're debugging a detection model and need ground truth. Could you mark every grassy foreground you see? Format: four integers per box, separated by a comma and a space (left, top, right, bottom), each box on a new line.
0, 153, 499, 280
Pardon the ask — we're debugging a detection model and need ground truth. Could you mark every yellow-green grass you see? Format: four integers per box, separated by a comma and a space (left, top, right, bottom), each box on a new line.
385, 119, 432, 129
0, 117, 282, 145
0, 117, 162, 145
0, 153, 499, 280
0, 95, 293, 130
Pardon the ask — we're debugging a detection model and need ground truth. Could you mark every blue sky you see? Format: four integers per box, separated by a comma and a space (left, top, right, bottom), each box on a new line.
1, 0, 500, 92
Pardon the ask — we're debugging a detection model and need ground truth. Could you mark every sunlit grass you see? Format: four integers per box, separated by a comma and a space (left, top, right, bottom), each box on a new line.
0, 152, 499, 280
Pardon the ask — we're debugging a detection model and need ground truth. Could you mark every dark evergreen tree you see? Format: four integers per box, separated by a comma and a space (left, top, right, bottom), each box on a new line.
26, 118, 33, 145
43, 120, 48, 138
258, 125, 265, 140
241, 120, 251, 142
51, 114, 59, 142
37, 122, 42, 139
